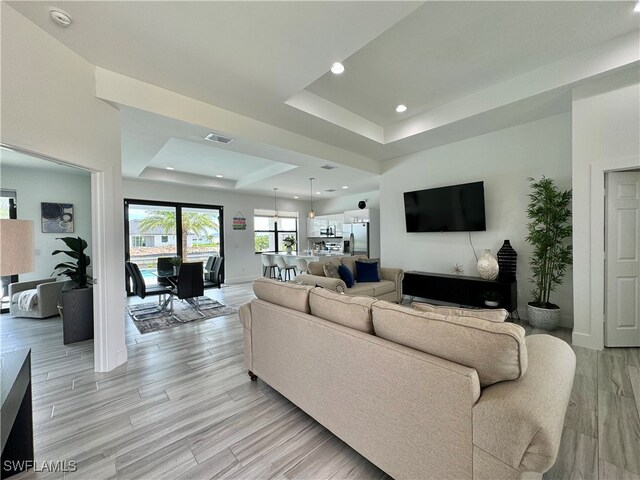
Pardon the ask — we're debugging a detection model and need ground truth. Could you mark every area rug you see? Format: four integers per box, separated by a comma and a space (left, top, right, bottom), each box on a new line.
126, 297, 238, 334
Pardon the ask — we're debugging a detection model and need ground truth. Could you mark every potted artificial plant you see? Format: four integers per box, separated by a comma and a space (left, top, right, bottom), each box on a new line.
52, 236, 91, 288
482, 290, 502, 308
525, 177, 572, 330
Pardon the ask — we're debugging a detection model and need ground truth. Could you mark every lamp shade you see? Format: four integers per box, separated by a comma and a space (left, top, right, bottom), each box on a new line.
0, 219, 35, 275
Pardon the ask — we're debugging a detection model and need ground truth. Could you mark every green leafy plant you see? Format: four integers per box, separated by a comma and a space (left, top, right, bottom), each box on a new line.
52, 236, 91, 288
283, 235, 296, 248
525, 177, 572, 309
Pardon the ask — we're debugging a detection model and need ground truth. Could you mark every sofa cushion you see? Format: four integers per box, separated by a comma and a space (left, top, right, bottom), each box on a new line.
346, 283, 375, 297
357, 257, 382, 280
340, 256, 365, 279
309, 287, 376, 334
252, 278, 313, 313
307, 261, 325, 276
323, 263, 341, 279
355, 261, 379, 282
372, 302, 527, 387
338, 265, 355, 288
411, 302, 509, 323
372, 280, 396, 297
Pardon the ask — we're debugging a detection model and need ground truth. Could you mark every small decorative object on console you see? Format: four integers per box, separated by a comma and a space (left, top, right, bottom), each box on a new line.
497, 240, 517, 280
451, 263, 464, 275
477, 249, 499, 280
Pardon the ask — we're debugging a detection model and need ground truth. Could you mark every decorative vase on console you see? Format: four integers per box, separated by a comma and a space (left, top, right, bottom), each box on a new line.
477, 249, 499, 280
497, 240, 517, 280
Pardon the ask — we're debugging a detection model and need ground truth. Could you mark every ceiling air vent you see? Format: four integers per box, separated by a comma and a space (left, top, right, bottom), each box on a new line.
325, 189, 337, 192
321, 164, 337, 170
204, 132, 234, 144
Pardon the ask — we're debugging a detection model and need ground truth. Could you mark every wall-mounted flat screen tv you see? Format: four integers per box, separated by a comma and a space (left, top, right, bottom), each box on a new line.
404, 181, 486, 232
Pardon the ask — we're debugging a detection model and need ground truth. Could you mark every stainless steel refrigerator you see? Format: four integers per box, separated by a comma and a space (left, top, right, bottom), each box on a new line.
343, 223, 370, 257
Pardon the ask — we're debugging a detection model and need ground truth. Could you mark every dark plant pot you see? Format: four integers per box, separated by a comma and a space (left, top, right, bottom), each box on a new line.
527, 303, 560, 330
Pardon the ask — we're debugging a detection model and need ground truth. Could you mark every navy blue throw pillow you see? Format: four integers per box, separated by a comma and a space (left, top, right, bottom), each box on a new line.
356, 261, 379, 282
338, 264, 355, 288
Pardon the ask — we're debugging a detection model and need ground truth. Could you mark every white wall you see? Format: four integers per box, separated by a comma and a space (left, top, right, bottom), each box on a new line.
314, 190, 380, 215
123, 179, 311, 283
572, 73, 640, 349
381, 112, 574, 327
1, 4, 125, 371
1, 165, 92, 282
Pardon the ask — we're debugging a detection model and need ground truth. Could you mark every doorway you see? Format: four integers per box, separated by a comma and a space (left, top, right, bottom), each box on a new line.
605, 169, 640, 347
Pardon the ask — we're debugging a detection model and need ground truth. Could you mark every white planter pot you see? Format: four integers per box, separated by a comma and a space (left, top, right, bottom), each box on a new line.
285, 246, 293, 254
527, 303, 560, 331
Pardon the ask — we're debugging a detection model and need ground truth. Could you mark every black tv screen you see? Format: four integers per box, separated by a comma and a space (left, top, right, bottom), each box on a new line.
404, 181, 486, 232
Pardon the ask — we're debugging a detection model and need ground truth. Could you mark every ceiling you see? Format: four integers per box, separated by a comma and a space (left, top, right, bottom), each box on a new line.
6, 1, 639, 198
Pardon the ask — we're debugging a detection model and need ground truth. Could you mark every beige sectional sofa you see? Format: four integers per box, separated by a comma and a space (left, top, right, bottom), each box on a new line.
295, 255, 404, 302
239, 278, 576, 480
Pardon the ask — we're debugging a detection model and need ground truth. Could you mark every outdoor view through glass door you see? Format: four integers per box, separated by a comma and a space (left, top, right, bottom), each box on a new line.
124, 200, 223, 294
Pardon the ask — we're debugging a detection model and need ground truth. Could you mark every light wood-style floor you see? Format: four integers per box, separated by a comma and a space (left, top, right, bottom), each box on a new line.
1, 283, 638, 479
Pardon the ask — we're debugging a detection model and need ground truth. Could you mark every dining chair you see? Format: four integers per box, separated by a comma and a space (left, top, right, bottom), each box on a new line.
157, 257, 178, 287
261, 254, 278, 279
125, 262, 173, 321
274, 255, 297, 282
204, 256, 223, 288
173, 262, 205, 320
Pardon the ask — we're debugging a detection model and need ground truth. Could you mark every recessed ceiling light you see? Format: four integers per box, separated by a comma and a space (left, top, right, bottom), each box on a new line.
293, 196, 299, 199
635, 1, 640, 12
342, 186, 349, 189
165, 167, 174, 170
330, 62, 345, 75
396, 104, 408, 113
215, 174, 224, 178
49, 8, 72, 27
316, 191, 321, 195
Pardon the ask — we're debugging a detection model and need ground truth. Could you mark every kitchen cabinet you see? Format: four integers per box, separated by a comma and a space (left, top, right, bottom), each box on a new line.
307, 214, 343, 238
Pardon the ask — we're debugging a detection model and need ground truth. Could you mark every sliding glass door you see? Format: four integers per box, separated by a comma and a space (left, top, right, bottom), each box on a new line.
124, 199, 223, 294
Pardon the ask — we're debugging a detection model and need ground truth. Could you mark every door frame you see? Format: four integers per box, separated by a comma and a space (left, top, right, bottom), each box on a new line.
585, 155, 640, 350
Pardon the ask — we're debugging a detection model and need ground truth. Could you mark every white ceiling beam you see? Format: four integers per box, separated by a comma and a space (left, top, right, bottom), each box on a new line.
94, 68, 381, 175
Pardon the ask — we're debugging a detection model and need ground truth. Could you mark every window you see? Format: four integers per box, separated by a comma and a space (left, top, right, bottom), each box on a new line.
254, 211, 298, 253
161, 235, 168, 243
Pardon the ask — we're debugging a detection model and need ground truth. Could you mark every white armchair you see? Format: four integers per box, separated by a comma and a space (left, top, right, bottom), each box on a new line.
9, 278, 66, 319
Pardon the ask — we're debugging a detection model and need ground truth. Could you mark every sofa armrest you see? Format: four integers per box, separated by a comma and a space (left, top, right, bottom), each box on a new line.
472, 335, 576, 474
9, 278, 56, 296
37, 281, 66, 307
239, 302, 252, 330
295, 273, 347, 293
380, 268, 404, 302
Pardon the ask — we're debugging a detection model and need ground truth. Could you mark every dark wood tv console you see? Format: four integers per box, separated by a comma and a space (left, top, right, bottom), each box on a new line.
403, 271, 517, 313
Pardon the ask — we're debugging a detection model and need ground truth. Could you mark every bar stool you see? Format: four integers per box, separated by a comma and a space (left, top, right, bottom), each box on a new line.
275, 255, 297, 282
294, 257, 308, 274
261, 254, 278, 279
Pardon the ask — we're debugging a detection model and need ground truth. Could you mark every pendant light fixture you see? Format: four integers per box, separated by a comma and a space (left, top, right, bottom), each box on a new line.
273, 187, 279, 223
308, 178, 316, 219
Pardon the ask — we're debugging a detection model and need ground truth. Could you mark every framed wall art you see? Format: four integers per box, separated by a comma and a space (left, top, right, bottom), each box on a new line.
41, 202, 74, 233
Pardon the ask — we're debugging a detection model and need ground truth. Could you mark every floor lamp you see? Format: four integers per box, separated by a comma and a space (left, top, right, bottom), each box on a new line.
0, 219, 35, 277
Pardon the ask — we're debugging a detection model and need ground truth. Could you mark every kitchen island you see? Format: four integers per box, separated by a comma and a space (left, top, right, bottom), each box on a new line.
260, 252, 353, 278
